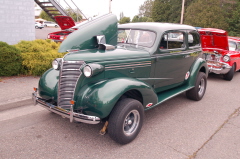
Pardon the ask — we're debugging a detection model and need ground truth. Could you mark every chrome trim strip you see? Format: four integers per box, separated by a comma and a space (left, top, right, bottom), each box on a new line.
106, 61, 151, 66
106, 64, 151, 70
107, 63, 151, 68
105, 61, 151, 70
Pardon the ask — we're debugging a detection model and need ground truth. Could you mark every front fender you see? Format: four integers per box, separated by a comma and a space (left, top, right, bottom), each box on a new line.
75, 78, 157, 118
188, 57, 208, 86
38, 68, 59, 100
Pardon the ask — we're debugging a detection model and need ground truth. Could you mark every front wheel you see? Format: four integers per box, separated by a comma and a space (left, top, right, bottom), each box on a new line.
186, 72, 207, 101
223, 64, 235, 81
108, 98, 144, 145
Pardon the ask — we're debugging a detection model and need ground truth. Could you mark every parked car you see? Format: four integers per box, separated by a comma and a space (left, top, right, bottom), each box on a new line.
43, 21, 59, 27
199, 28, 240, 81
35, 22, 44, 29
228, 36, 240, 51
32, 14, 208, 144
47, 16, 78, 42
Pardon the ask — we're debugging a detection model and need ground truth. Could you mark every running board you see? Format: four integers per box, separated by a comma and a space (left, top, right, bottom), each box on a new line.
145, 84, 194, 110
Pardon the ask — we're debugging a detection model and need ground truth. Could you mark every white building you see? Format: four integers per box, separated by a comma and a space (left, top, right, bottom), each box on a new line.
0, 0, 35, 45
35, 3, 42, 18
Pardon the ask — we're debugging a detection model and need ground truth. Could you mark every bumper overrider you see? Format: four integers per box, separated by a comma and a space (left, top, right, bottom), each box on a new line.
32, 91, 100, 124
207, 61, 232, 74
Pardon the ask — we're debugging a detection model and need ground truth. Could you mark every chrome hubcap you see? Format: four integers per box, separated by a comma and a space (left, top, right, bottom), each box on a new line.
123, 110, 140, 136
198, 78, 205, 96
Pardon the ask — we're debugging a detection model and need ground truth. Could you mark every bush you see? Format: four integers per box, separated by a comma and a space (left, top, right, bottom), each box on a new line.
15, 39, 64, 76
0, 41, 22, 76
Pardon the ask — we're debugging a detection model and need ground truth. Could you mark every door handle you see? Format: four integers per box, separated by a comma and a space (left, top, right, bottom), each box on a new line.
129, 69, 135, 73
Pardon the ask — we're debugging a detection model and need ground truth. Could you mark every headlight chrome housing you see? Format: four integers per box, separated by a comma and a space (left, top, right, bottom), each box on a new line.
81, 63, 104, 78
52, 58, 62, 70
223, 55, 230, 62
83, 65, 92, 77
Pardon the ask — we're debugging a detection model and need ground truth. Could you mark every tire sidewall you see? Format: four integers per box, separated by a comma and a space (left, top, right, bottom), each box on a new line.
196, 72, 207, 100
108, 98, 144, 144
223, 64, 235, 81
186, 72, 207, 101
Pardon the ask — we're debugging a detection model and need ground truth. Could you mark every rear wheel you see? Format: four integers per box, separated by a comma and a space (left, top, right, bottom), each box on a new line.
108, 98, 144, 145
223, 64, 235, 81
186, 72, 207, 101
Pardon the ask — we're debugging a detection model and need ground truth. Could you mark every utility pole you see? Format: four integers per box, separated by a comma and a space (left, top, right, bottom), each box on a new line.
180, 0, 185, 24
109, 0, 112, 13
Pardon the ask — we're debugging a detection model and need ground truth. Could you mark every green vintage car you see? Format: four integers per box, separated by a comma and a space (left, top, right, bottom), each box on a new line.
33, 14, 208, 144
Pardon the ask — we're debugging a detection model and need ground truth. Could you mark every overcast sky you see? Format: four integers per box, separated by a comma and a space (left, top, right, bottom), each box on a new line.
59, 0, 147, 20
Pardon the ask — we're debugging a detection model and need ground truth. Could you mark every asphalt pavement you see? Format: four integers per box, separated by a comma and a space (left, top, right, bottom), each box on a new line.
0, 75, 239, 158
0, 76, 39, 111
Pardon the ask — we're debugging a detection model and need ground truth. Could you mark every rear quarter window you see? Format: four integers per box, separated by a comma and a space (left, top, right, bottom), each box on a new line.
159, 32, 185, 50
188, 31, 200, 47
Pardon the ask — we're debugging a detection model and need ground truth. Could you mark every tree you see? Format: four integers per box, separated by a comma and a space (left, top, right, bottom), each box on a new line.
151, 0, 171, 22
225, 1, 240, 36
39, 10, 54, 21
184, 0, 229, 30
65, 7, 82, 22
139, 0, 154, 17
120, 12, 124, 20
151, 0, 196, 23
119, 17, 131, 24
132, 15, 140, 23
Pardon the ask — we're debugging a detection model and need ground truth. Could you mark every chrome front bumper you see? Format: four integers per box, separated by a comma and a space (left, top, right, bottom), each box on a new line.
32, 92, 100, 124
207, 61, 232, 74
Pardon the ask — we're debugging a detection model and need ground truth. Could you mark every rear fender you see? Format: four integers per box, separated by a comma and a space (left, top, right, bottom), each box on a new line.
188, 57, 208, 86
75, 78, 157, 118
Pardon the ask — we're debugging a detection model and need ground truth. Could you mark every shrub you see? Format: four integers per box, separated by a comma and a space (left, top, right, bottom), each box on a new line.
0, 41, 22, 76
15, 39, 64, 76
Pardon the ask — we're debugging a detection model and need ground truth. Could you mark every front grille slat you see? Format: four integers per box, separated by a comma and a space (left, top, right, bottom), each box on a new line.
58, 61, 84, 109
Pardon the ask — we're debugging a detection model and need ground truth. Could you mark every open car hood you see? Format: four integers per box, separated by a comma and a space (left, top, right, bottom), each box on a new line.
59, 13, 118, 52
54, 16, 75, 30
198, 28, 229, 51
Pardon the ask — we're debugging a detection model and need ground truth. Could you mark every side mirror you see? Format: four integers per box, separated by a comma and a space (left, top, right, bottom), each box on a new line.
96, 35, 106, 44
96, 35, 115, 50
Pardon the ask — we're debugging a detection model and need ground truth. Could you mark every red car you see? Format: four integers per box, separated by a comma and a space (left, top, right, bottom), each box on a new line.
199, 28, 240, 81
47, 16, 80, 42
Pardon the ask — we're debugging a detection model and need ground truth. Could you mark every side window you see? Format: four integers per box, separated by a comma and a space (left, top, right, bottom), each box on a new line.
117, 29, 130, 43
188, 31, 200, 47
159, 32, 185, 50
237, 42, 240, 50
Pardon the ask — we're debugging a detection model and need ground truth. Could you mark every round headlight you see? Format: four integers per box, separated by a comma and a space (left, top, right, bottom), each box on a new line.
83, 65, 92, 77
52, 59, 60, 70
223, 55, 230, 62
60, 36, 64, 40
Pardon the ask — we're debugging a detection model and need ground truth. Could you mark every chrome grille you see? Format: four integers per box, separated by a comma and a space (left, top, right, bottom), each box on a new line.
58, 61, 85, 109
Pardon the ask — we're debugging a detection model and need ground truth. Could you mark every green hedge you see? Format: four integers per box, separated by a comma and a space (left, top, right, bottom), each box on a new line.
15, 39, 64, 76
0, 41, 22, 76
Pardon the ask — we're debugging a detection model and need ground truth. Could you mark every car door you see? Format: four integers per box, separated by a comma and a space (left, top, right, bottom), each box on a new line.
153, 30, 201, 93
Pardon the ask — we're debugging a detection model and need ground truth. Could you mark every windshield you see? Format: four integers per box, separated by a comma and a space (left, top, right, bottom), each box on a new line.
229, 41, 237, 51
118, 29, 156, 48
